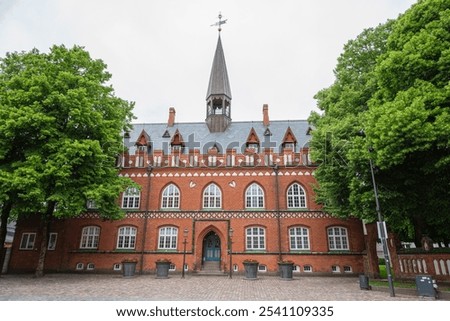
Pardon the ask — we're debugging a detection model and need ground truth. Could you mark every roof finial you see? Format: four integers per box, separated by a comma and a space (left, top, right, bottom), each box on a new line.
211, 12, 227, 33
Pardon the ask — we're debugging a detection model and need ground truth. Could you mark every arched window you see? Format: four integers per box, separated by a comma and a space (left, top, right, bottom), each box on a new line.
289, 226, 310, 250
327, 226, 349, 250
245, 183, 264, 208
116, 226, 137, 249
122, 187, 140, 209
80, 226, 100, 249
161, 184, 180, 208
246, 226, 266, 250
287, 183, 306, 208
203, 183, 222, 208
158, 226, 178, 249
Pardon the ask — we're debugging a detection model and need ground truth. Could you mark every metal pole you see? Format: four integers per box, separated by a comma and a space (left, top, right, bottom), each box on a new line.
229, 227, 233, 279
181, 228, 188, 279
369, 158, 395, 297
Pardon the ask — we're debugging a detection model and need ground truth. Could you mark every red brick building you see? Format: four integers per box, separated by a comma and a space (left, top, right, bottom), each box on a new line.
9, 32, 366, 276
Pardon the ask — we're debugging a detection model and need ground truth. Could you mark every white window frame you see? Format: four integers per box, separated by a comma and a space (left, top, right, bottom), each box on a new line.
161, 184, 180, 209
246, 226, 266, 250
76, 263, 84, 270
287, 183, 307, 208
245, 183, 264, 208
116, 226, 137, 249
80, 226, 100, 249
158, 226, 178, 249
47, 233, 58, 250
19, 233, 36, 250
122, 187, 140, 209
289, 226, 310, 250
332, 265, 341, 273
303, 265, 312, 273
328, 226, 349, 251
203, 183, 222, 209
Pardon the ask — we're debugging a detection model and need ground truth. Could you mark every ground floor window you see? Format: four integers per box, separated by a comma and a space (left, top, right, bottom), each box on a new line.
19, 233, 36, 250
246, 226, 265, 250
158, 226, 178, 249
80, 226, 100, 249
117, 226, 137, 249
327, 226, 349, 250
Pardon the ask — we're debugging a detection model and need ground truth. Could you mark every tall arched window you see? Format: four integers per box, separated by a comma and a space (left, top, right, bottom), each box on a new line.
327, 226, 349, 250
161, 184, 180, 209
158, 226, 178, 249
116, 226, 137, 249
289, 226, 310, 250
203, 183, 222, 208
122, 187, 140, 209
245, 183, 264, 208
80, 226, 100, 249
287, 183, 306, 208
246, 226, 266, 250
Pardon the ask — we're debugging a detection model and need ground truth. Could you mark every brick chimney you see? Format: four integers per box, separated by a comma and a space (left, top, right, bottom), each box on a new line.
168, 107, 176, 127
263, 104, 270, 127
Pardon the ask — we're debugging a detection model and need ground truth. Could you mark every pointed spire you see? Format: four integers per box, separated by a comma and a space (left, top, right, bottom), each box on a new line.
206, 35, 232, 100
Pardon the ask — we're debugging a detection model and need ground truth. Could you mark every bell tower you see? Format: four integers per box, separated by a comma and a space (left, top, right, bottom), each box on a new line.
206, 13, 232, 132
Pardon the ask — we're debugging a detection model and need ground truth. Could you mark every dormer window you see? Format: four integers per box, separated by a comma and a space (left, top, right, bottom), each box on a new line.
247, 143, 259, 153
283, 142, 295, 150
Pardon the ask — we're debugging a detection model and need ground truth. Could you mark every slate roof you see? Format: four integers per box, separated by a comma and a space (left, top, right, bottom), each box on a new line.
126, 119, 311, 155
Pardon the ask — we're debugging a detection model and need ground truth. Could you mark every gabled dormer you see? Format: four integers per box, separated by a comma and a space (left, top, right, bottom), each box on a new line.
135, 129, 151, 153
281, 126, 297, 151
245, 127, 260, 153
170, 129, 185, 152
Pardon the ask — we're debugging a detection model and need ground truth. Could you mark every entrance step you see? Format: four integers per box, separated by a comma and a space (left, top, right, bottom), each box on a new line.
195, 261, 227, 276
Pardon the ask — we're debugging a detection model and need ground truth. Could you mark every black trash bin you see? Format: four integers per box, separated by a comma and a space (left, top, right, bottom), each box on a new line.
359, 274, 370, 290
415, 275, 437, 299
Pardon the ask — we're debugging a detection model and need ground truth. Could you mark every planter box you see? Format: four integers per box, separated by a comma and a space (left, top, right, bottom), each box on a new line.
278, 262, 294, 280
155, 261, 171, 279
122, 261, 137, 277
243, 262, 259, 280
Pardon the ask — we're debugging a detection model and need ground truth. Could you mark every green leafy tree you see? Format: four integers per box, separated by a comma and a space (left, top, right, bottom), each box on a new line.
309, 20, 394, 219
365, 0, 450, 245
310, 0, 450, 246
0, 45, 135, 276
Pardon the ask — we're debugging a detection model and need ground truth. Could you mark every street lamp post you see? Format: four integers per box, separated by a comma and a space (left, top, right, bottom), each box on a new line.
181, 228, 188, 279
229, 227, 234, 279
369, 157, 395, 297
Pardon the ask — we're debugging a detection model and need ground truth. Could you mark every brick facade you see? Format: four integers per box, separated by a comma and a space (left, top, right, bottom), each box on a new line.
9, 164, 366, 276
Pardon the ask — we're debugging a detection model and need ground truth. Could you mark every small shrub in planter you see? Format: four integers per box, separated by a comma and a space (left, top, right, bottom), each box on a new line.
278, 260, 294, 280
155, 259, 171, 279
122, 259, 138, 277
243, 259, 259, 280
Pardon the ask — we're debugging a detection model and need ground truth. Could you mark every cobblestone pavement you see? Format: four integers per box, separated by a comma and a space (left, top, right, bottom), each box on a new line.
0, 274, 424, 301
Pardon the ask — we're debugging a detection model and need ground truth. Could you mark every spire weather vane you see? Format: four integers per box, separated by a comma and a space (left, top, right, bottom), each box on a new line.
211, 12, 227, 32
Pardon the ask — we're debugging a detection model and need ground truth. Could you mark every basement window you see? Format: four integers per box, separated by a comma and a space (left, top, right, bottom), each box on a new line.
258, 265, 267, 272
331, 265, 340, 273
303, 265, 312, 273
344, 265, 352, 273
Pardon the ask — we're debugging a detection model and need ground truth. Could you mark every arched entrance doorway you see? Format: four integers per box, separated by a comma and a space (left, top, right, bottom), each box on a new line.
203, 231, 221, 262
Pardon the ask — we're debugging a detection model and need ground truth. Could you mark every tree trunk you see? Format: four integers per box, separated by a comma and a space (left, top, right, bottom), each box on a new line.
0, 200, 12, 275
413, 215, 425, 248
34, 202, 55, 278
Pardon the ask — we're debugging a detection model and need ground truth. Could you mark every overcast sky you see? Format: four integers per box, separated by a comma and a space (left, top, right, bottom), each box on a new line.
0, 0, 417, 124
